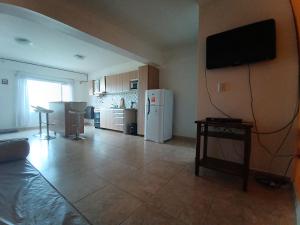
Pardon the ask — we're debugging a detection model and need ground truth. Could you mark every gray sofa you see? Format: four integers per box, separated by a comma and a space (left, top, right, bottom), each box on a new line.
0, 139, 90, 225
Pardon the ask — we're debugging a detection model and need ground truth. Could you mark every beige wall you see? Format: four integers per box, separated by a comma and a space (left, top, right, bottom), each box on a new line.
198, 0, 298, 176
160, 43, 197, 138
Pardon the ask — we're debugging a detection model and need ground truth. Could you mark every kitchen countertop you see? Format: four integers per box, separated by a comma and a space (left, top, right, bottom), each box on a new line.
94, 108, 137, 112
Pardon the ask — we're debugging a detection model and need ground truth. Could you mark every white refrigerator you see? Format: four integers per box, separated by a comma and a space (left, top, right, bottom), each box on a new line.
144, 89, 173, 143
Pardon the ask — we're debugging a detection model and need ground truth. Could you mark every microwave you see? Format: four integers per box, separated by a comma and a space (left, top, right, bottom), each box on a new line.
130, 79, 138, 90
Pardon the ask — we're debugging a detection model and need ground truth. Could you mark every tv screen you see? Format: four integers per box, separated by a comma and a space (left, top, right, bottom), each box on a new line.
206, 19, 276, 69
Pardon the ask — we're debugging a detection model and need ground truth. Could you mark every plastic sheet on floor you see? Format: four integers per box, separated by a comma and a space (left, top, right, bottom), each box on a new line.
0, 160, 90, 225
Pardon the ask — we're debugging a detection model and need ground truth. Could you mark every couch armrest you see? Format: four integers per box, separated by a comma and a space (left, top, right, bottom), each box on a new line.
0, 139, 30, 163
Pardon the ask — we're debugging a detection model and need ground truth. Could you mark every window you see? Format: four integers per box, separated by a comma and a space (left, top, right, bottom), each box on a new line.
27, 79, 73, 111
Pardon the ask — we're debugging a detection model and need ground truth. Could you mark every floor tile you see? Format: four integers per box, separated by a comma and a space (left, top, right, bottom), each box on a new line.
147, 173, 215, 225
75, 185, 142, 225
121, 204, 186, 225
0, 127, 296, 225
110, 169, 169, 202
53, 170, 108, 203
142, 160, 186, 180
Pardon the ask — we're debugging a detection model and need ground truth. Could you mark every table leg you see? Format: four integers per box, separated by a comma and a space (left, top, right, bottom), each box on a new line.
46, 113, 50, 138
195, 123, 201, 176
39, 112, 42, 135
203, 125, 208, 160
243, 128, 251, 191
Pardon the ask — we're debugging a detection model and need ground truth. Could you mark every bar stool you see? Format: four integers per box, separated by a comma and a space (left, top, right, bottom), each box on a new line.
31, 106, 42, 137
33, 106, 56, 140
42, 108, 55, 140
68, 110, 85, 140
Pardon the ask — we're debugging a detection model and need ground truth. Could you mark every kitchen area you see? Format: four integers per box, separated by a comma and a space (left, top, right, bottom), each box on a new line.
88, 65, 160, 136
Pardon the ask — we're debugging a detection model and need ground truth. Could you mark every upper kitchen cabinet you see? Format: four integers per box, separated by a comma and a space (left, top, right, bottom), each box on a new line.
105, 75, 115, 93
122, 72, 131, 92
89, 77, 106, 95
106, 74, 121, 93
137, 65, 159, 135
105, 70, 139, 94
129, 70, 138, 80
122, 70, 138, 92
116, 74, 123, 93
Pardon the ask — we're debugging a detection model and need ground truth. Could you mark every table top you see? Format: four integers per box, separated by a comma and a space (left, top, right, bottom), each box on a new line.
32, 106, 53, 113
195, 120, 253, 129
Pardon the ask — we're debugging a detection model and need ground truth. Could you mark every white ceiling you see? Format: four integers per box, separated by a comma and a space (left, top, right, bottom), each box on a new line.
0, 0, 201, 74
0, 13, 143, 74
89, 0, 199, 50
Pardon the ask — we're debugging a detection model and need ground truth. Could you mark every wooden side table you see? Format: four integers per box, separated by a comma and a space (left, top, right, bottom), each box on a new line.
195, 120, 253, 191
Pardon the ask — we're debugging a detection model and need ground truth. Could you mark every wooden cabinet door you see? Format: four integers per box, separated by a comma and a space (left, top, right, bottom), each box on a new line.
129, 70, 138, 81
105, 76, 113, 93
100, 110, 114, 129
122, 72, 130, 92
107, 111, 114, 129
137, 65, 159, 135
112, 109, 124, 131
116, 74, 123, 93
100, 110, 107, 128
148, 66, 159, 89
109, 75, 120, 93
137, 66, 148, 135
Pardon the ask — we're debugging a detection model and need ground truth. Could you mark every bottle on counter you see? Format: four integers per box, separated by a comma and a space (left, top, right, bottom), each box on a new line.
119, 98, 125, 108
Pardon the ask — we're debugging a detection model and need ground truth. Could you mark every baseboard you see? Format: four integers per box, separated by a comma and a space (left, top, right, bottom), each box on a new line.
173, 135, 196, 142
17, 126, 40, 131
0, 129, 18, 134
0, 126, 43, 134
250, 169, 291, 183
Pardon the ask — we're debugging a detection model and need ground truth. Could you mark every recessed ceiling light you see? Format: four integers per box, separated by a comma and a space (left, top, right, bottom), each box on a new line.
74, 54, 85, 60
14, 37, 32, 46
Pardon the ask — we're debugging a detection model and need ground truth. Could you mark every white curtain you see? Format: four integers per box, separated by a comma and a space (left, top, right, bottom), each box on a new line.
15, 72, 75, 128
15, 74, 30, 128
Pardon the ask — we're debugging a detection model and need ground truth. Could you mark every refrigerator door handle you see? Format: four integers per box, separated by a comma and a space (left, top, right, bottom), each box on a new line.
147, 98, 150, 115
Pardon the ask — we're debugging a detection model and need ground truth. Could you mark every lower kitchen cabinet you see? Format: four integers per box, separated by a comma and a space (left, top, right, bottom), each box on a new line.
99, 109, 137, 132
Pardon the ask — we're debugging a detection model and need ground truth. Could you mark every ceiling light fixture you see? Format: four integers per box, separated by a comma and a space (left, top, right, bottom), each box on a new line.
14, 37, 33, 46
74, 54, 85, 60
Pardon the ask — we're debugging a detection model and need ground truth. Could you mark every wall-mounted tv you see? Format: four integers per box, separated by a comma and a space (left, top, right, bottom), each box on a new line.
206, 19, 276, 69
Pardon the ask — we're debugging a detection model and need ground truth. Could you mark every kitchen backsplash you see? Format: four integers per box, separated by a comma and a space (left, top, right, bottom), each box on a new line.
89, 90, 138, 109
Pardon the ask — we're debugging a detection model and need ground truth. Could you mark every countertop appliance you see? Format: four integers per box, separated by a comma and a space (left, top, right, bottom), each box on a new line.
144, 89, 173, 143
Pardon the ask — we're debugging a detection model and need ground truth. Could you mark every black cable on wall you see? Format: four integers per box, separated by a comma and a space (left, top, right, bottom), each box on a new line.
203, 0, 300, 174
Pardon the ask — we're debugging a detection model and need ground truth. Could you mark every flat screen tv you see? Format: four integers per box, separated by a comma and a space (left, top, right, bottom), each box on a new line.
206, 19, 276, 69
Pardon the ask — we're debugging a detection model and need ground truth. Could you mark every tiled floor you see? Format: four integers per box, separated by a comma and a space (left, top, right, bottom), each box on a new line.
0, 127, 296, 225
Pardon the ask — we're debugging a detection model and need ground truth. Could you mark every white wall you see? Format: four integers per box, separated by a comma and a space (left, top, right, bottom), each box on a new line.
160, 43, 197, 138
0, 59, 88, 130
198, 0, 298, 176
0, 2, 163, 65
